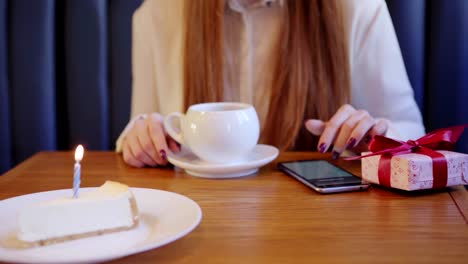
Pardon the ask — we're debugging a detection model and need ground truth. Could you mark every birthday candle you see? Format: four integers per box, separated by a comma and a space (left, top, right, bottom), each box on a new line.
73, 145, 84, 198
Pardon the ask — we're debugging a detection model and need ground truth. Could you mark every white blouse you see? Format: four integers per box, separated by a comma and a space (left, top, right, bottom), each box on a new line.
116, 0, 425, 152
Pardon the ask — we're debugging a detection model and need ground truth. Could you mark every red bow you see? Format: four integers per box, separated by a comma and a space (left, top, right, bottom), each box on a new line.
347, 125, 467, 189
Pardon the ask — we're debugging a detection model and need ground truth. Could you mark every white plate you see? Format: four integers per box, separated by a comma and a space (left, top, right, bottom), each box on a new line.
0, 188, 202, 264
168, 144, 279, 178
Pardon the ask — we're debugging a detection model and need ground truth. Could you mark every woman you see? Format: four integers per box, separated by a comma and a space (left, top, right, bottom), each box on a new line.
117, 0, 425, 168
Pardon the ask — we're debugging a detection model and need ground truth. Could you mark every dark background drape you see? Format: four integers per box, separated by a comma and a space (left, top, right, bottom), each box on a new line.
0, 0, 143, 173
0, 0, 467, 174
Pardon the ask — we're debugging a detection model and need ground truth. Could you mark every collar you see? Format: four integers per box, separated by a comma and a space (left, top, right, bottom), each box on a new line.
228, 0, 283, 13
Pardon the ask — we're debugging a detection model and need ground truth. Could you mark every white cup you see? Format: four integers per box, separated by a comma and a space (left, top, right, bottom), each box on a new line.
163, 102, 260, 164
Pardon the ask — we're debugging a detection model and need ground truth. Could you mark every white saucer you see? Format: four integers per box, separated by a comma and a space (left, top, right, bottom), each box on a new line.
168, 144, 279, 178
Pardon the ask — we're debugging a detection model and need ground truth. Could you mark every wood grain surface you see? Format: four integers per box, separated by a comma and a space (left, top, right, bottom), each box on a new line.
0, 151, 467, 264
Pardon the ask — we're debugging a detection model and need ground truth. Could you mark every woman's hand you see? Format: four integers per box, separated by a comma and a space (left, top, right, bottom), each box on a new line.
122, 113, 181, 167
305, 104, 388, 159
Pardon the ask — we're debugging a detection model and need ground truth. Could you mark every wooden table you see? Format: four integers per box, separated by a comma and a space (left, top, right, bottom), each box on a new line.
1, 152, 467, 263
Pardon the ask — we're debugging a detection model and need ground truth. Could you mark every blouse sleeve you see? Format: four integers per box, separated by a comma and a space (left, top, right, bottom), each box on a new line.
115, 3, 159, 152
347, 0, 426, 141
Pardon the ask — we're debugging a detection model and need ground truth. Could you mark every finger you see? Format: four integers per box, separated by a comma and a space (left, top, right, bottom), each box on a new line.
126, 130, 157, 166
134, 119, 159, 166
370, 118, 389, 136
366, 118, 389, 143
332, 110, 370, 157
167, 137, 181, 153
347, 115, 375, 149
318, 104, 355, 153
305, 119, 325, 136
147, 113, 169, 165
122, 139, 145, 168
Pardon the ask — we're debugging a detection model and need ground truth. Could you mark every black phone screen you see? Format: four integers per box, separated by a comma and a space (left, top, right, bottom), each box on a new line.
279, 160, 364, 188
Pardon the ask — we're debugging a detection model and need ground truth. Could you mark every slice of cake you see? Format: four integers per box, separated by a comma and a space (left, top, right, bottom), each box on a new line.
17, 181, 139, 246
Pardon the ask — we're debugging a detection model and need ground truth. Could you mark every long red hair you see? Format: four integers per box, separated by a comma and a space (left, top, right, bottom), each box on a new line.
184, 0, 350, 150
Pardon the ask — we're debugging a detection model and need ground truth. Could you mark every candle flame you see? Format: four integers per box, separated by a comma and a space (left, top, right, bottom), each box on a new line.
75, 145, 84, 161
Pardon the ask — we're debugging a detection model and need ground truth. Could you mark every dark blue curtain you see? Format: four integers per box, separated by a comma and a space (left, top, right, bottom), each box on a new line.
0, 0, 142, 174
0, 0, 467, 174
9, 0, 57, 164
0, 0, 10, 173
386, 0, 426, 112
386, 0, 468, 154
425, 1, 468, 151
65, 0, 109, 150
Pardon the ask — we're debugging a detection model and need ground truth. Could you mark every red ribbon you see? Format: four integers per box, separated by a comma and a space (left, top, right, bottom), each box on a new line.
347, 125, 467, 189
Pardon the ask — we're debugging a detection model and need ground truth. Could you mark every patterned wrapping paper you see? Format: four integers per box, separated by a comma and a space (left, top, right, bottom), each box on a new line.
362, 151, 468, 191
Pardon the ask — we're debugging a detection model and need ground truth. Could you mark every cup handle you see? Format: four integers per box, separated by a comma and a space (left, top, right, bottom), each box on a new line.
163, 112, 184, 145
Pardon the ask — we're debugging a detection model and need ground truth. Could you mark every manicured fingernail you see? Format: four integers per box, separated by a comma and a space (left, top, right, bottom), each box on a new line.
332, 151, 340, 160
346, 138, 356, 149
318, 143, 327, 153
160, 150, 167, 161
364, 135, 372, 144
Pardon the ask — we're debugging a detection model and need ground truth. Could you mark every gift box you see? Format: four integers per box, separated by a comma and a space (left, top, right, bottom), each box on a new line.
348, 125, 468, 191
362, 150, 468, 191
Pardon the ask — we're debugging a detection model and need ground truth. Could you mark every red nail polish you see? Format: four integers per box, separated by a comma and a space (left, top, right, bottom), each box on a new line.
318, 143, 327, 153
160, 150, 167, 161
346, 138, 356, 149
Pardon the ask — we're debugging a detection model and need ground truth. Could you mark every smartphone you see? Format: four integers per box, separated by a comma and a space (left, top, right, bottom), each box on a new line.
278, 160, 369, 194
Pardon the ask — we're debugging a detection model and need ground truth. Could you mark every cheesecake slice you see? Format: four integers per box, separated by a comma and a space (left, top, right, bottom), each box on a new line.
17, 181, 139, 246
